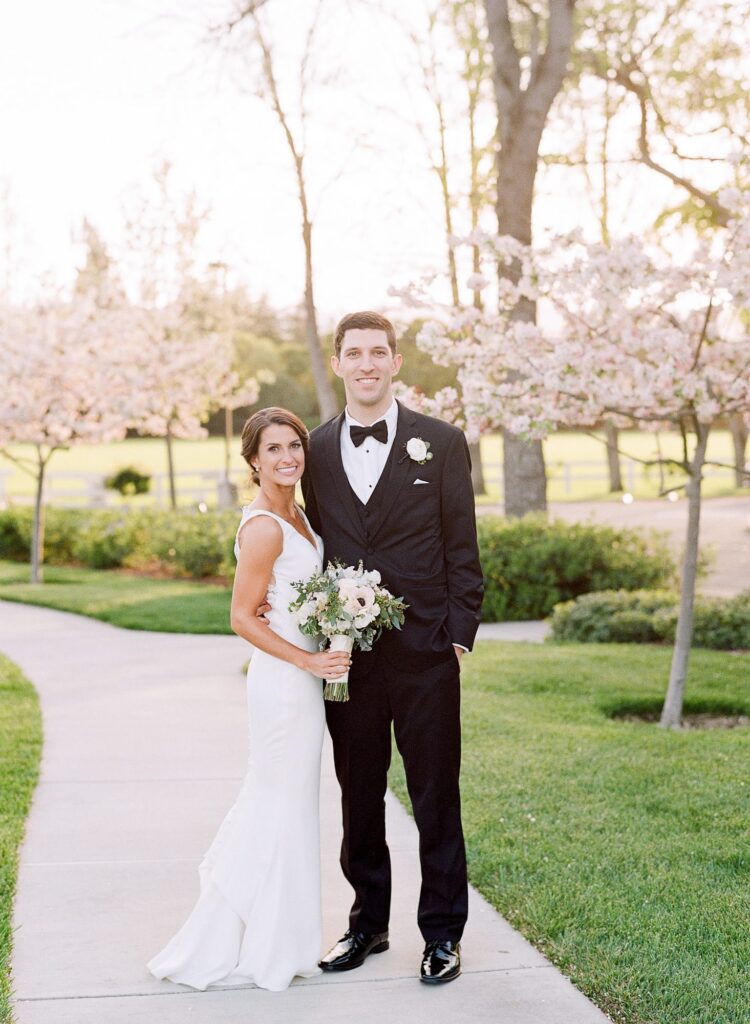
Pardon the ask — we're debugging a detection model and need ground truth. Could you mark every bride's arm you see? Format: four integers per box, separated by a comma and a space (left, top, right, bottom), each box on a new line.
230, 516, 351, 678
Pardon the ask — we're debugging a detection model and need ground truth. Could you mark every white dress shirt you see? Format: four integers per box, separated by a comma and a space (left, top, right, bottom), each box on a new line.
340, 400, 399, 505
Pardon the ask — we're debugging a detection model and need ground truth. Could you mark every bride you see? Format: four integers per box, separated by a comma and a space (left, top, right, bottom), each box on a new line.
147, 407, 351, 992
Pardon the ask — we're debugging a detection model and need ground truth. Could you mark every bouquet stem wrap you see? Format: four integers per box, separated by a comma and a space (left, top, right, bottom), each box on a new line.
324, 634, 354, 701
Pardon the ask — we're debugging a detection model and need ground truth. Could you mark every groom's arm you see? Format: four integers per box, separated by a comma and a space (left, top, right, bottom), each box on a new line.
440, 430, 484, 652
301, 465, 322, 534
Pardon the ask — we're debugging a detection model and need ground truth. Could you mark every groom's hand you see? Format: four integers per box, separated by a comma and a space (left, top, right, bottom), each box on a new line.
453, 645, 464, 664
256, 600, 271, 625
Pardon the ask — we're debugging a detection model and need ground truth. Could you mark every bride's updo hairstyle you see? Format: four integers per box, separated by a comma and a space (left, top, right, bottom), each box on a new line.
240, 407, 310, 486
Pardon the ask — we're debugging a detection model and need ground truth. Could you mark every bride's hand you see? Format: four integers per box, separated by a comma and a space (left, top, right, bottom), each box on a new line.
305, 649, 352, 679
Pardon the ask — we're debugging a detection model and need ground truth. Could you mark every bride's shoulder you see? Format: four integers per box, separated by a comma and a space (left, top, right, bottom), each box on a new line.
235, 508, 285, 552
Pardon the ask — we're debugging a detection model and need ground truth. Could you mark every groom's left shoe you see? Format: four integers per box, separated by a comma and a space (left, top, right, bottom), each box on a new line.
318, 929, 390, 972
419, 940, 461, 984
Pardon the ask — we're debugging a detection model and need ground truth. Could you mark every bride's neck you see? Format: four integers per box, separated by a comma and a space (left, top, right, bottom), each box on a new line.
256, 482, 297, 518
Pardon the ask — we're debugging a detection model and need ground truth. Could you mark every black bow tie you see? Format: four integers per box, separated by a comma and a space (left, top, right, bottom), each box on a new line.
350, 420, 388, 447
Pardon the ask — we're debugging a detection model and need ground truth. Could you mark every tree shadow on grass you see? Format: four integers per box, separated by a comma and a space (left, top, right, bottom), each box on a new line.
603, 695, 750, 728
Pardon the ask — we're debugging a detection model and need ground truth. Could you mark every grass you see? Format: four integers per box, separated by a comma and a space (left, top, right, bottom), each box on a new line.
1, 567, 748, 1022
1, 430, 745, 506
390, 641, 750, 1024
0, 657, 42, 1024
0, 562, 232, 634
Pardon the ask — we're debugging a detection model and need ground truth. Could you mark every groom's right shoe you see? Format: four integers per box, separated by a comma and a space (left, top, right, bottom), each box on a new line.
318, 929, 390, 972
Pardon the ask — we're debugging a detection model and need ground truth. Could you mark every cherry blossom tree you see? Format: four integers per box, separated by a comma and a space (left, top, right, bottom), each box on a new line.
397, 190, 750, 727
0, 299, 140, 582
129, 305, 259, 509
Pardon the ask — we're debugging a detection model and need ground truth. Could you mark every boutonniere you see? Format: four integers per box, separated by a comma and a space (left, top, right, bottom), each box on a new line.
402, 436, 433, 465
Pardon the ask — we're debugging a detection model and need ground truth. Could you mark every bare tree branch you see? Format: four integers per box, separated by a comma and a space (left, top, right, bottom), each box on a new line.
579, 40, 733, 227
484, 0, 521, 106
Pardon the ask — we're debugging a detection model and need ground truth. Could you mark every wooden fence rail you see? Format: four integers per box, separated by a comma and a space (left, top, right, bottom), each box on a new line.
0, 458, 739, 510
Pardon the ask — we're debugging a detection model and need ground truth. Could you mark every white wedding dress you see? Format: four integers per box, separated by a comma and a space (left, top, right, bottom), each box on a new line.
148, 507, 326, 992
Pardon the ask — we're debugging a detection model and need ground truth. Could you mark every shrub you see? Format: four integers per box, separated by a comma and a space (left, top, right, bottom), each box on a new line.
652, 593, 750, 650
104, 466, 151, 496
0, 506, 239, 579
550, 589, 674, 643
550, 589, 750, 650
0, 508, 28, 560
149, 510, 238, 578
71, 511, 145, 569
0, 506, 81, 565
607, 609, 658, 643
477, 514, 676, 622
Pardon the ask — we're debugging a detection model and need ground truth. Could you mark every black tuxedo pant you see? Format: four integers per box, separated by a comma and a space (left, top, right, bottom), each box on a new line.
325, 646, 468, 942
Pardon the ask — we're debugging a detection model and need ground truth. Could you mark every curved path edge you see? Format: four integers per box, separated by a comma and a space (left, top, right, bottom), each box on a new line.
0, 600, 608, 1024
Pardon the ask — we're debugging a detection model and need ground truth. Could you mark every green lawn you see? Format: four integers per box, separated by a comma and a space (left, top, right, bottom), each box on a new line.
1, 568, 748, 1023
390, 641, 750, 1024
0, 657, 42, 1024
1, 430, 744, 506
0, 562, 232, 634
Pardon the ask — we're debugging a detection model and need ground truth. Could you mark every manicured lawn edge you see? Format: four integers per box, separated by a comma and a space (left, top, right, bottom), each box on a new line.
390, 641, 750, 1024
0, 656, 42, 1024
0, 562, 232, 635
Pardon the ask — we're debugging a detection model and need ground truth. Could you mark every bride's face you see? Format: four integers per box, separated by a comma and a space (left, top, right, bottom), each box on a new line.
254, 424, 305, 487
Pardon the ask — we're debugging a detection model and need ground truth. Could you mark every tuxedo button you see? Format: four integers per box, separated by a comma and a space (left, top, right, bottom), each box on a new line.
367, 546, 373, 554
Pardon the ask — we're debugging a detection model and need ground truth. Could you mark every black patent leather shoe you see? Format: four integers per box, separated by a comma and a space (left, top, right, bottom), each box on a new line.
419, 939, 461, 984
319, 929, 390, 972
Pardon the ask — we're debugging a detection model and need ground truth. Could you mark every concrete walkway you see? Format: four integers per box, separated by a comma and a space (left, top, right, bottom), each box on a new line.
1, 600, 608, 1024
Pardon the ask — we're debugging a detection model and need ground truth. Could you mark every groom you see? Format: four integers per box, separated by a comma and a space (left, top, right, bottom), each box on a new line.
302, 310, 483, 984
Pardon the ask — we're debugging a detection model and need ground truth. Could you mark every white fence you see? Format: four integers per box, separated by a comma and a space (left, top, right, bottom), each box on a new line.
0, 469, 250, 509
0, 458, 739, 510
481, 458, 737, 496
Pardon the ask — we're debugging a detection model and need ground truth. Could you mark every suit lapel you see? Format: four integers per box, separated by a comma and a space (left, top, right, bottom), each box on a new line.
321, 412, 368, 543
368, 402, 419, 543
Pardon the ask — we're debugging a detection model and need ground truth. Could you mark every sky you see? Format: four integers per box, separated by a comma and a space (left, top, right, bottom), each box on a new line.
1, 0, 457, 324
0, 0, 688, 326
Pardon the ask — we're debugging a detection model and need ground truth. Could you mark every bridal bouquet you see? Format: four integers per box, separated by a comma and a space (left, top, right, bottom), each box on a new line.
289, 561, 407, 701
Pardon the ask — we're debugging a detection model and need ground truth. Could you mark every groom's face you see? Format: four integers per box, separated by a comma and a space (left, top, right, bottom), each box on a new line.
332, 328, 402, 410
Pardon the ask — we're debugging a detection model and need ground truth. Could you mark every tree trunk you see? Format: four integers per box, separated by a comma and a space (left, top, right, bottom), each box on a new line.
502, 425, 547, 516
30, 449, 46, 584
467, 79, 487, 497
485, 0, 575, 516
497, 144, 547, 516
729, 413, 749, 487
250, 11, 338, 424
604, 420, 623, 491
165, 423, 177, 510
469, 441, 486, 496
659, 425, 709, 728
302, 215, 338, 422
224, 406, 232, 480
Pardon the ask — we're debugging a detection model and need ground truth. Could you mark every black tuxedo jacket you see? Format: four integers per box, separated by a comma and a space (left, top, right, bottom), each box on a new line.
301, 402, 483, 668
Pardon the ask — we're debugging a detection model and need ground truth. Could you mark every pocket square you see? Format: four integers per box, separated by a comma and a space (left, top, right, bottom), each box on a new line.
413, 478, 430, 485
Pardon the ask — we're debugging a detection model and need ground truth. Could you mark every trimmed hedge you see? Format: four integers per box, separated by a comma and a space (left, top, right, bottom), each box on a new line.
550, 589, 750, 650
1, 507, 678, 619
0, 507, 80, 565
0, 507, 237, 579
477, 514, 676, 621
104, 466, 151, 496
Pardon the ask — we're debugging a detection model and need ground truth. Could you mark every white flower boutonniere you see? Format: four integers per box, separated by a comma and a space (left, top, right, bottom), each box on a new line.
405, 436, 433, 465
